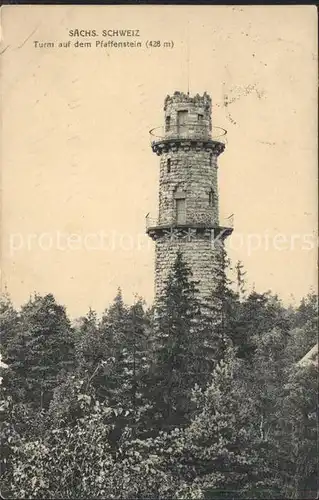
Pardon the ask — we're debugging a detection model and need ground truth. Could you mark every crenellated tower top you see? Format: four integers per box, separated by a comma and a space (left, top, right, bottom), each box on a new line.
163, 91, 212, 110
150, 90, 226, 156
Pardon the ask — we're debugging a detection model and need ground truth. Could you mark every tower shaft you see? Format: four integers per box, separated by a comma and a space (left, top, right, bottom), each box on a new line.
147, 91, 233, 303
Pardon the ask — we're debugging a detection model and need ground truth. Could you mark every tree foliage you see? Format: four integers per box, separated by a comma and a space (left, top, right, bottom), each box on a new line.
0, 256, 318, 499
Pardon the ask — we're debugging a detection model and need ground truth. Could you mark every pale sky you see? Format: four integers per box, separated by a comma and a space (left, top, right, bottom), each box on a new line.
1, 5, 318, 317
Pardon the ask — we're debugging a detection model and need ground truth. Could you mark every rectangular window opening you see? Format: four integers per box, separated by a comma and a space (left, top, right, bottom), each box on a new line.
177, 110, 188, 135
176, 198, 186, 224
165, 116, 171, 132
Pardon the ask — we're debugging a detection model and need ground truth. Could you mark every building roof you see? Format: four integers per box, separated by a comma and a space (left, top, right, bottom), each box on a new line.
297, 343, 318, 368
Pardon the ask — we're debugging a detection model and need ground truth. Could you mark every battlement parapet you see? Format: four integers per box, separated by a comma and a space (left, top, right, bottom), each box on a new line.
164, 91, 212, 111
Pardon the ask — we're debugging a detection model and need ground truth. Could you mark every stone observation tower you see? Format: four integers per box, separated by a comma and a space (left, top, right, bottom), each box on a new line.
146, 91, 234, 303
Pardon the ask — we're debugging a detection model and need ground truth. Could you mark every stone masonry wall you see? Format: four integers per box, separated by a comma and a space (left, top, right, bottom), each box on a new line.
158, 148, 219, 226
164, 91, 212, 139
155, 236, 224, 304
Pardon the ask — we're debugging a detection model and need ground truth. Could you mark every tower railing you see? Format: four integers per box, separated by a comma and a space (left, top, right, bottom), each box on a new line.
145, 212, 234, 231
149, 125, 227, 145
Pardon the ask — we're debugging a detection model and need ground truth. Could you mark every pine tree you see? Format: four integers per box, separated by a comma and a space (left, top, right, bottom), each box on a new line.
75, 292, 151, 444
229, 291, 292, 361
179, 348, 276, 499
75, 308, 100, 363
105, 297, 151, 433
275, 364, 318, 499
0, 293, 25, 402
235, 260, 247, 301
199, 241, 238, 372
74, 307, 108, 390
125, 300, 152, 425
293, 291, 318, 330
5, 293, 75, 409
0, 292, 19, 360
242, 328, 289, 457
284, 294, 318, 367
150, 250, 203, 430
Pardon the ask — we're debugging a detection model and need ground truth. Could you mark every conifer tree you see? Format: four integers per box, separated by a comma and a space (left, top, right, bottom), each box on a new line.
199, 240, 238, 373
4, 293, 75, 409
76, 292, 151, 443
229, 291, 292, 361
151, 250, 203, 430
179, 348, 276, 499
275, 364, 318, 499
235, 260, 247, 301
75, 308, 100, 364
294, 291, 318, 330
0, 292, 19, 360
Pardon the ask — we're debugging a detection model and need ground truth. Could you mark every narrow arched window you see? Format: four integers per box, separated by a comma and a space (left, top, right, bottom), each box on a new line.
209, 189, 214, 207
167, 158, 171, 173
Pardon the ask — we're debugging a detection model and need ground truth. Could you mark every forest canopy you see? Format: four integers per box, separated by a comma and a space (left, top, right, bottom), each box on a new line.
0, 253, 318, 499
